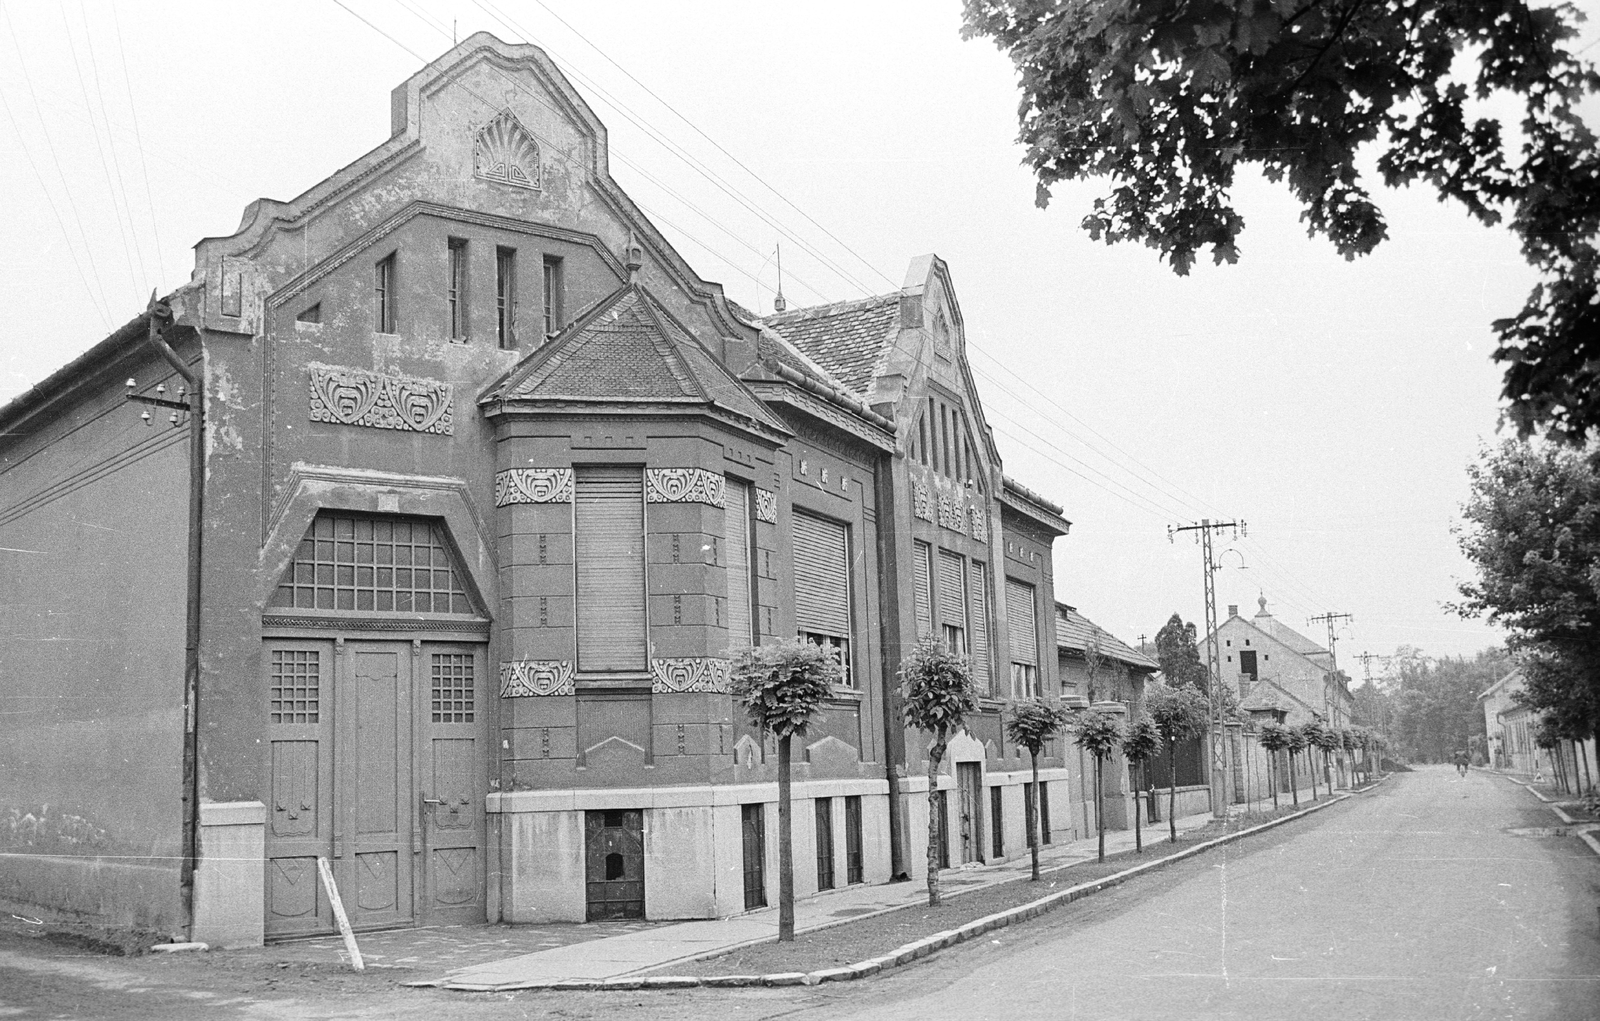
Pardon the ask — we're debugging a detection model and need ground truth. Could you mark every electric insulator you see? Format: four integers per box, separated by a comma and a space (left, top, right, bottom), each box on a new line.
140, 410, 152, 426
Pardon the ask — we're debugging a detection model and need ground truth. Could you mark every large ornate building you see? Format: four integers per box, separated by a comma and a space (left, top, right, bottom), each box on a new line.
0, 35, 1074, 946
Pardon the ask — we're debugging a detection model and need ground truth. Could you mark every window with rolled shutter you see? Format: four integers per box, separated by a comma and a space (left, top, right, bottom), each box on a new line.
970, 561, 991, 693
793, 510, 851, 684
912, 540, 933, 640
1006, 578, 1038, 697
937, 549, 967, 653
575, 466, 646, 672
725, 480, 754, 652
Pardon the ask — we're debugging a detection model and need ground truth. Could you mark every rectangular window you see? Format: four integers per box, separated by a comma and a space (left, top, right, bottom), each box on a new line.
742, 803, 766, 909
793, 510, 852, 687
844, 796, 864, 884
939, 403, 951, 478
814, 798, 835, 891
543, 255, 563, 336
1025, 782, 1037, 848
989, 786, 1003, 859
913, 539, 934, 640
270, 649, 319, 723
928, 397, 938, 474
725, 480, 756, 652
496, 246, 517, 348
574, 466, 646, 672
970, 562, 991, 693
268, 513, 473, 614
447, 239, 468, 341
1007, 578, 1039, 698
374, 254, 397, 333
430, 653, 474, 723
1039, 781, 1051, 844
937, 549, 967, 654
917, 417, 928, 465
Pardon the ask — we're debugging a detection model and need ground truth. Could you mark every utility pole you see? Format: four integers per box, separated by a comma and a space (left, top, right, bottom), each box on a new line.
1309, 611, 1353, 725
1169, 518, 1245, 820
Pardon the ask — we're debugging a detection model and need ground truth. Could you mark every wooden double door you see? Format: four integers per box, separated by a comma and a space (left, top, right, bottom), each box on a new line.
263, 639, 486, 938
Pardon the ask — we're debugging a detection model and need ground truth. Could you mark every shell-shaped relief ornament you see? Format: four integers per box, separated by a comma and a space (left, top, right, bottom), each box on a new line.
473, 110, 542, 190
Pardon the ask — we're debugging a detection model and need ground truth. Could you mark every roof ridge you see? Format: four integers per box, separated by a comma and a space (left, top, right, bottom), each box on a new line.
761, 292, 899, 323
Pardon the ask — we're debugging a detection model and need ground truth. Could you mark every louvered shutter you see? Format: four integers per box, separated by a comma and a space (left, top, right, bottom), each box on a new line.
970, 562, 991, 691
793, 511, 849, 638
725, 480, 753, 651
1006, 578, 1037, 667
937, 550, 966, 636
912, 540, 933, 639
575, 466, 646, 671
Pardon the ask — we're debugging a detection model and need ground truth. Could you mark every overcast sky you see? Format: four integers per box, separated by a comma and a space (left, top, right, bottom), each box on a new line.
5, 0, 1595, 674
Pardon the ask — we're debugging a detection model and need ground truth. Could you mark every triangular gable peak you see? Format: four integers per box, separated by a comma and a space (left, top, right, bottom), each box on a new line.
188, 32, 750, 345
481, 282, 789, 442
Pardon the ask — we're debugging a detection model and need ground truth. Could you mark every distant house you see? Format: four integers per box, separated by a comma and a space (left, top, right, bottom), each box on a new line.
1212, 597, 1354, 727
1479, 669, 1598, 786
1055, 604, 1158, 706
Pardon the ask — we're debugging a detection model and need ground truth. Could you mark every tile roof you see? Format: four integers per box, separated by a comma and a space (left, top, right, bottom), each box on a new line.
481, 283, 787, 434
761, 294, 900, 397
1055, 604, 1159, 671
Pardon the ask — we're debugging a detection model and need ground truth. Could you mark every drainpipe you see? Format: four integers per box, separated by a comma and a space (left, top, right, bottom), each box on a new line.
142, 294, 204, 939
873, 450, 908, 880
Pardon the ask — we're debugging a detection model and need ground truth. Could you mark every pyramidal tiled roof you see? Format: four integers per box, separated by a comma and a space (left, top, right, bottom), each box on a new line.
1055, 603, 1159, 671
481, 283, 787, 435
761, 294, 900, 397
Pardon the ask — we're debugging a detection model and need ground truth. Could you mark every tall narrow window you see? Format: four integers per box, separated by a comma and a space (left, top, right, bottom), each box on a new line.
447, 239, 468, 341
725, 479, 756, 652
917, 416, 928, 465
814, 798, 835, 891
989, 786, 1003, 859
937, 549, 967, 653
542, 255, 564, 336
928, 398, 938, 474
912, 539, 934, 640
939, 404, 951, 478
793, 510, 852, 686
374, 254, 397, 333
844, 795, 864, 884
970, 562, 991, 693
574, 466, 646, 672
496, 247, 517, 349
1006, 578, 1039, 697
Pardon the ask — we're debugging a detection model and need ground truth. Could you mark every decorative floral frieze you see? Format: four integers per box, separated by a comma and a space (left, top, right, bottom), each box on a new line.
754, 488, 778, 524
499, 659, 574, 697
645, 468, 726, 507
937, 491, 966, 533
308, 367, 453, 434
651, 656, 731, 694
494, 468, 574, 507
970, 505, 989, 543
911, 477, 934, 523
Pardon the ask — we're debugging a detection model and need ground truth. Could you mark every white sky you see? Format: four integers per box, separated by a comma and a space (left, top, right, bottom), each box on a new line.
5, 0, 1595, 670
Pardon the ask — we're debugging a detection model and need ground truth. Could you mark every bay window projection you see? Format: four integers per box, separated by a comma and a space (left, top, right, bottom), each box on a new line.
1006, 578, 1039, 698
793, 510, 852, 686
574, 466, 647, 673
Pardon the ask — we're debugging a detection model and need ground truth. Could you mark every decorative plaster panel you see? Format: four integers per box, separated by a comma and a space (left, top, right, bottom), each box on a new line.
473, 110, 542, 190
937, 491, 966, 533
307, 367, 453, 434
494, 468, 574, 507
970, 505, 989, 543
912, 477, 934, 523
754, 488, 778, 524
651, 657, 731, 694
499, 659, 574, 697
645, 468, 726, 507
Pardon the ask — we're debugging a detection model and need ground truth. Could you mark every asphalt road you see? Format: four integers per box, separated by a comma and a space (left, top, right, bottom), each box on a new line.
799, 767, 1600, 1021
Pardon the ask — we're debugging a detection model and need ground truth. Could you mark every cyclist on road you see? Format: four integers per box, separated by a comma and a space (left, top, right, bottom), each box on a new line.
1453, 750, 1469, 776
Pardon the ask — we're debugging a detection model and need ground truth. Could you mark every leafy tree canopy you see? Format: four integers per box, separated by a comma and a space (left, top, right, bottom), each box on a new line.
1122, 718, 1160, 764
900, 640, 979, 737
963, 0, 1600, 440
729, 638, 842, 739
1006, 698, 1073, 754
1072, 707, 1127, 756
1258, 720, 1292, 752
1154, 613, 1209, 691
1145, 680, 1210, 743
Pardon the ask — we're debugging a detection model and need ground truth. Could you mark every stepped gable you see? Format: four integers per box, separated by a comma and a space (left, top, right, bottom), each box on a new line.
482, 282, 787, 434
761, 294, 900, 397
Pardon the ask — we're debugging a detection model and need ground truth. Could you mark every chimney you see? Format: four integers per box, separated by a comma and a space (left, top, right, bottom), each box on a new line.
1227, 604, 1238, 618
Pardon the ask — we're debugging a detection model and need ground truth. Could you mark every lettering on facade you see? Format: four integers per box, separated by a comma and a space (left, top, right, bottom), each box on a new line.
650, 656, 731, 694
645, 467, 726, 507
473, 109, 542, 190
494, 467, 574, 506
307, 366, 453, 434
499, 659, 575, 697
754, 488, 778, 523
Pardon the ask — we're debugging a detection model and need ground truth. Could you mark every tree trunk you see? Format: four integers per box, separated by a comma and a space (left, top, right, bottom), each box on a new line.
1289, 752, 1299, 807
926, 736, 945, 907
1133, 760, 1142, 853
778, 734, 794, 942
1581, 737, 1594, 794
1028, 749, 1041, 881
1269, 749, 1278, 811
1094, 754, 1105, 863
1309, 751, 1318, 800
1167, 742, 1178, 843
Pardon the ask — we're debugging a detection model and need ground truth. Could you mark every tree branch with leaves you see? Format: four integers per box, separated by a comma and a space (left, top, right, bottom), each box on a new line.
900, 639, 978, 906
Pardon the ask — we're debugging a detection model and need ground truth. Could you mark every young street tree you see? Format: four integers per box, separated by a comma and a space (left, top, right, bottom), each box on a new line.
963, 0, 1600, 442
1257, 721, 1290, 810
1288, 724, 1312, 803
728, 639, 841, 941
1073, 708, 1125, 862
1145, 681, 1209, 841
1005, 699, 1072, 879
901, 639, 979, 906
1122, 717, 1159, 852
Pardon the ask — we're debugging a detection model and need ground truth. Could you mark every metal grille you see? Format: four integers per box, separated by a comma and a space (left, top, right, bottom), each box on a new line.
431, 654, 474, 723
270, 649, 319, 723
270, 513, 474, 614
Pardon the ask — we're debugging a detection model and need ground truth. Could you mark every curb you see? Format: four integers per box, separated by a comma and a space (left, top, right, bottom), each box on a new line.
1502, 774, 1600, 859
444, 786, 1367, 993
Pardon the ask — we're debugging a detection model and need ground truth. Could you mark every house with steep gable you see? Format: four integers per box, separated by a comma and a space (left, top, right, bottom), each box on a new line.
1214, 597, 1353, 727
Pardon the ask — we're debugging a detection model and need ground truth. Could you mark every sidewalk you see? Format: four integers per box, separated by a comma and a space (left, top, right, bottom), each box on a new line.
424, 793, 1290, 991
